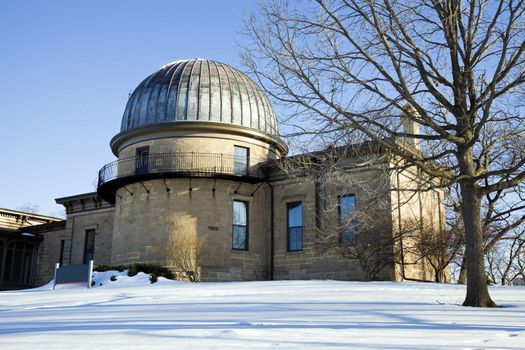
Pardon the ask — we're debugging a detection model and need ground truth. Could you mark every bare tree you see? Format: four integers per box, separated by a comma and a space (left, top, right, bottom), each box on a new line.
315, 203, 403, 281
243, 0, 525, 307
485, 229, 525, 285
283, 144, 441, 282
446, 183, 525, 283
165, 223, 205, 282
411, 219, 464, 282
342, 228, 400, 281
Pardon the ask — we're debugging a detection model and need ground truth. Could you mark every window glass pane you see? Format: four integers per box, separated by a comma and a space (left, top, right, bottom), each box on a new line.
135, 146, 150, 174
233, 146, 249, 175
4, 248, 13, 282
234, 146, 248, 158
233, 201, 247, 225
12, 249, 23, 283
339, 195, 357, 245
59, 240, 65, 266
84, 229, 95, 264
339, 195, 355, 221
288, 227, 303, 251
287, 202, 303, 251
4, 242, 34, 285
232, 201, 248, 250
22, 249, 33, 285
288, 203, 303, 227
232, 225, 247, 250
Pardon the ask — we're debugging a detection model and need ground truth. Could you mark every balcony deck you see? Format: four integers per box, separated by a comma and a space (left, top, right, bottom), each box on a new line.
96, 152, 268, 203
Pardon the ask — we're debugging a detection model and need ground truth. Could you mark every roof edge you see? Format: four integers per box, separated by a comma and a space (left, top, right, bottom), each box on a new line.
110, 121, 289, 156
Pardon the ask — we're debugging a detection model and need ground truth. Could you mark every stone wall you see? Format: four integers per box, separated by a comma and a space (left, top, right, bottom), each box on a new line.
41, 146, 444, 284
34, 227, 66, 286
112, 178, 270, 281
390, 165, 446, 281
271, 160, 396, 281
117, 131, 280, 161
62, 207, 114, 267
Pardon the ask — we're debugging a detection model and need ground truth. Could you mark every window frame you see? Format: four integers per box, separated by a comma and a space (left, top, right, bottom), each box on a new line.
338, 194, 357, 246
287, 201, 304, 252
83, 229, 96, 264
232, 200, 249, 251
135, 146, 150, 175
3, 242, 36, 285
59, 239, 65, 267
233, 145, 250, 176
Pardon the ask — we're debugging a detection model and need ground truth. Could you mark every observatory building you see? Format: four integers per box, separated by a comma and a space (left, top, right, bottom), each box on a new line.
0, 59, 444, 288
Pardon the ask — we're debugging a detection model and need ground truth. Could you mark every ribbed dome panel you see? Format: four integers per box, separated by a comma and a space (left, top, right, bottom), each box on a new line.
121, 59, 279, 136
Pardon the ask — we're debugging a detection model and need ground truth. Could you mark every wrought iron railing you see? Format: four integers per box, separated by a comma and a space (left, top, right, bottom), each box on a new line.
97, 152, 267, 189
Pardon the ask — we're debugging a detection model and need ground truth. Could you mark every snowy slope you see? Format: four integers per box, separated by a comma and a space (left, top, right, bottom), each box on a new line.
0, 273, 524, 349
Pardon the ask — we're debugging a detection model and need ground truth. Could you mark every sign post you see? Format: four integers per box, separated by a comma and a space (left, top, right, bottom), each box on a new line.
53, 261, 95, 290
53, 263, 60, 290
87, 260, 94, 289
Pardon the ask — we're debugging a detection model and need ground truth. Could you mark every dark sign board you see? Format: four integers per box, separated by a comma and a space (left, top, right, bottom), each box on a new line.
53, 261, 93, 289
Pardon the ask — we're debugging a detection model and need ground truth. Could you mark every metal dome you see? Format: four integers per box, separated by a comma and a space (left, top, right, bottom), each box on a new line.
120, 59, 279, 136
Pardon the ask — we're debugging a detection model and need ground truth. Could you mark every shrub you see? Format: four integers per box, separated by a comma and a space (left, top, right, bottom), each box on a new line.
94, 263, 174, 284
94, 264, 126, 273
127, 263, 175, 283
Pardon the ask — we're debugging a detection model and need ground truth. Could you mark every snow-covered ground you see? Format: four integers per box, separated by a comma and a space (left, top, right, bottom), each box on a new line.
0, 271, 524, 349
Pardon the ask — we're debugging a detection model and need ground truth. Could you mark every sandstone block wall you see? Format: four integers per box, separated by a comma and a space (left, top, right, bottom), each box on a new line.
62, 207, 114, 267
390, 165, 445, 281
34, 227, 66, 286
112, 178, 270, 281
117, 132, 279, 162
271, 161, 396, 281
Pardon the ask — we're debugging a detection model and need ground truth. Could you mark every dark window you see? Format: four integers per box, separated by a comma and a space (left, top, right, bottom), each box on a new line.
3, 242, 35, 285
83, 229, 95, 264
233, 146, 249, 176
287, 202, 303, 251
135, 146, 150, 175
339, 195, 357, 246
232, 200, 248, 250
59, 239, 65, 266
0, 241, 3, 278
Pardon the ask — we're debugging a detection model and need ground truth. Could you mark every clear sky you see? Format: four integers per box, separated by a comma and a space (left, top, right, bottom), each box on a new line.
0, 0, 260, 217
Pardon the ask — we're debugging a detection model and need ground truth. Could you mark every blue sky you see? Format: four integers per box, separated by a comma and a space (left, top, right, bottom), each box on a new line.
0, 0, 261, 217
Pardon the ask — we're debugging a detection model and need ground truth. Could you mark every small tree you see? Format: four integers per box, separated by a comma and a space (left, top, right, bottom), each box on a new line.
409, 219, 464, 282
166, 224, 205, 282
342, 222, 401, 281
485, 230, 525, 285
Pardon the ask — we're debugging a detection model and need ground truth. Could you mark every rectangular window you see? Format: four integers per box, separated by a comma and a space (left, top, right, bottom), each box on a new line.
0, 241, 3, 280
233, 146, 249, 176
59, 239, 65, 266
83, 229, 95, 264
287, 202, 303, 251
4, 242, 35, 285
135, 146, 150, 175
339, 195, 357, 246
232, 200, 248, 250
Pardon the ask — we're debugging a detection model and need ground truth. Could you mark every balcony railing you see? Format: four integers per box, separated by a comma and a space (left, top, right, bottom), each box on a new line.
97, 152, 268, 203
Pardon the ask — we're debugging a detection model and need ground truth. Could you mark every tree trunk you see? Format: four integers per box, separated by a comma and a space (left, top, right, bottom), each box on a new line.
458, 255, 467, 284
459, 180, 497, 307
